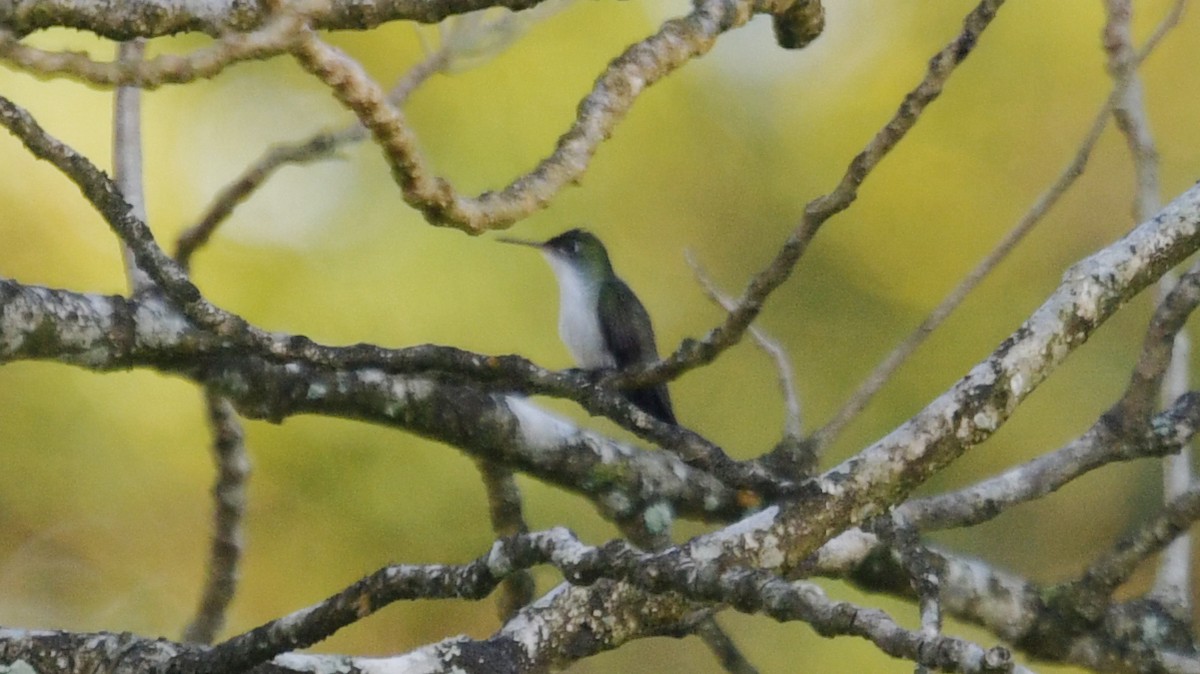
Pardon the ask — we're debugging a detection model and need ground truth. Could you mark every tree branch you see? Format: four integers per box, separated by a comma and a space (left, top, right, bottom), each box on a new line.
1103, 0, 1192, 617
899, 391, 1200, 530
618, 0, 1008, 390
176, 29, 453, 268
289, 0, 824, 233
0, 0, 553, 39
0, 278, 744, 523
6, 526, 1022, 674
0, 92, 773, 489
720, 182, 1200, 573
475, 458, 536, 621
181, 392, 250, 645
5, 142, 1200, 573
0, 10, 306, 88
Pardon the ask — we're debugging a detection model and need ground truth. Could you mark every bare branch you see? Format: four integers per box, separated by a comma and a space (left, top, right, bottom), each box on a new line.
0, 94, 750, 479
1103, 0, 1192, 615
1065, 479, 1200, 608
112, 39, 153, 292
172, 526, 1018, 674
900, 206, 1200, 531
0, 0, 555, 39
693, 619, 760, 674
177, 31, 454, 267
686, 251, 803, 444
475, 459, 535, 621
619, 0, 1007, 390
899, 391, 1200, 530
174, 131, 343, 268
815, 529, 1200, 672
0, 10, 306, 88
288, 0, 821, 233
1112, 260, 1200, 424
873, 516, 943, 665
0, 279, 745, 522
1104, 0, 1172, 222
181, 394, 250, 644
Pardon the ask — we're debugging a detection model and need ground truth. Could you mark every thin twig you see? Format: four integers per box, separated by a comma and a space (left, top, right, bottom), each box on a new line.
901, 392, 1200, 531
617, 0, 1008, 391
288, 0, 813, 233
809, 0, 1189, 453
871, 516, 943, 674
180, 527, 1018, 674
113, 39, 153, 292
693, 619, 760, 674
475, 459, 535, 621
182, 392, 250, 644
176, 40, 452, 267
686, 251, 803, 441
687, 251, 815, 480
0, 10, 306, 89
1102, 0, 1191, 616
1112, 258, 1200, 426
1068, 479, 1200, 602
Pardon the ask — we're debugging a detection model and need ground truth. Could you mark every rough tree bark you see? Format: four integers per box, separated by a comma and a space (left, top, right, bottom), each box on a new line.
1, 0, 1198, 672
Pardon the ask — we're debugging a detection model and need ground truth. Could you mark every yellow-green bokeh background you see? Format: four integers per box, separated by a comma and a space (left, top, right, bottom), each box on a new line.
2, 2, 1199, 671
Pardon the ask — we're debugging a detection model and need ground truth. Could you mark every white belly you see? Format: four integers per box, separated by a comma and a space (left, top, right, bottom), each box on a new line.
546, 255, 615, 368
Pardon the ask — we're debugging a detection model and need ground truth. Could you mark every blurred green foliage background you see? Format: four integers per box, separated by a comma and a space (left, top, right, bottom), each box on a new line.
1, 1, 1199, 671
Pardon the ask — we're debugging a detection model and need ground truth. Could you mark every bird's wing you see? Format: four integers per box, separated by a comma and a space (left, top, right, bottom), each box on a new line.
599, 280, 677, 424
598, 279, 656, 369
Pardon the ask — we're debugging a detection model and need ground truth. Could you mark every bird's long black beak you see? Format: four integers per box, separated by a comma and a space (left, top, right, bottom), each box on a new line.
497, 236, 544, 249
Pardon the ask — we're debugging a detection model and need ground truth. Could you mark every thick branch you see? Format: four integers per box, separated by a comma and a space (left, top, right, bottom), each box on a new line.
5, 526, 1020, 674
0, 279, 741, 523
701, 182, 1200, 572
0, 0, 551, 39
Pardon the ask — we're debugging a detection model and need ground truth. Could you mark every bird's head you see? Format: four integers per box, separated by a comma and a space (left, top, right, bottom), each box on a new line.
500, 228, 614, 280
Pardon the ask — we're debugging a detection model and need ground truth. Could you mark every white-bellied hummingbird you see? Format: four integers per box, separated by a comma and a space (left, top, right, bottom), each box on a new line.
500, 229, 677, 425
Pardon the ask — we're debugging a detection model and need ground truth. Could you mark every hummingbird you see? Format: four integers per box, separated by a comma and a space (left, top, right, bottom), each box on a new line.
500, 228, 677, 425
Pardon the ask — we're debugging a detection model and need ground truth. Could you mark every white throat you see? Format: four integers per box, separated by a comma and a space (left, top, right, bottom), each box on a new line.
543, 253, 615, 369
